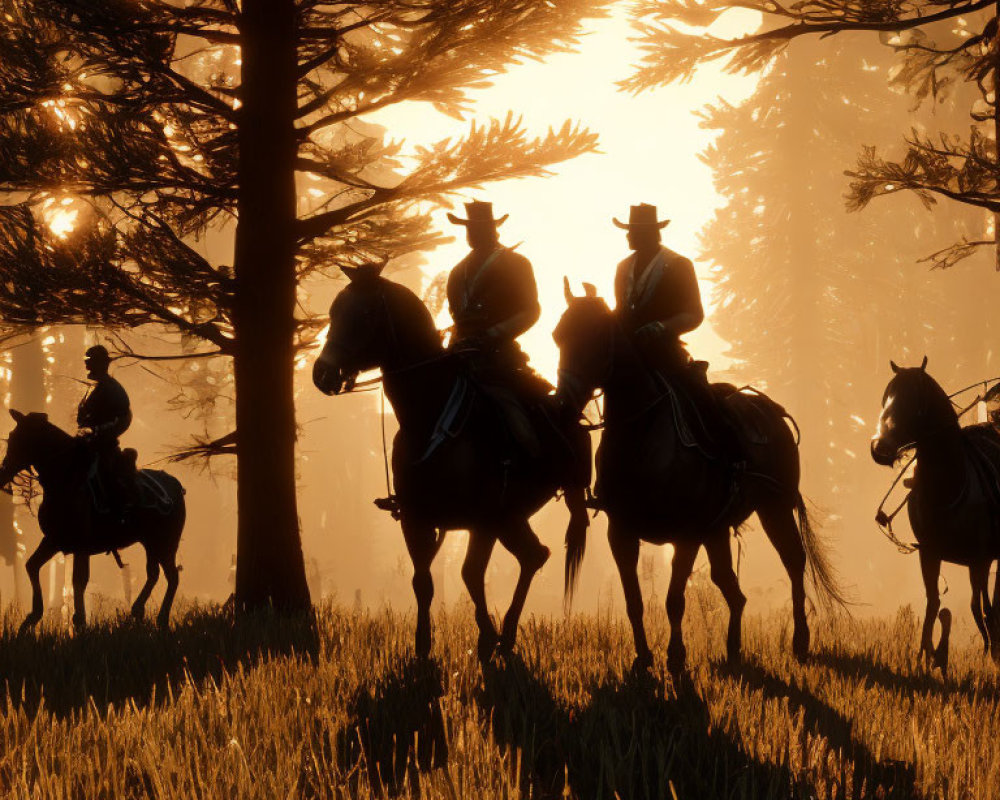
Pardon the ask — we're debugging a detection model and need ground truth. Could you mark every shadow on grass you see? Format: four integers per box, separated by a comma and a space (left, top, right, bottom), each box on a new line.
478, 653, 811, 800
0, 606, 319, 718
812, 646, 999, 705
723, 657, 923, 800
336, 656, 448, 798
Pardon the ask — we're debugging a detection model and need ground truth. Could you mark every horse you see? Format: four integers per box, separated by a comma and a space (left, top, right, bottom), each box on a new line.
553, 284, 847, 673
0, 409, 186, 631
871, 358, 1000, 664
312, 264, 590, 661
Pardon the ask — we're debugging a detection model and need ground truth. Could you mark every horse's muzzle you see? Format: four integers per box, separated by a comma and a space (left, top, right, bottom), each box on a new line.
312, 357, 345, 396
870, 437, 897, 466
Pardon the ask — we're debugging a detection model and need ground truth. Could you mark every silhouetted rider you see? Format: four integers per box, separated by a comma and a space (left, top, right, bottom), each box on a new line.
446, 201, 543, 456
613, 204, 740, 466
77, 345, 134, 516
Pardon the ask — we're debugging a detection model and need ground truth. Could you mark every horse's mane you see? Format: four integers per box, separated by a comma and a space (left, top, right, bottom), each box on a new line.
379, 277, 444, 355
20, 413, 75, 443
915, 370, 957, 421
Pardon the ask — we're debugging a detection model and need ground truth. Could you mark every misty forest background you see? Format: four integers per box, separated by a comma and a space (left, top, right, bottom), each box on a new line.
0, 0, 995, 628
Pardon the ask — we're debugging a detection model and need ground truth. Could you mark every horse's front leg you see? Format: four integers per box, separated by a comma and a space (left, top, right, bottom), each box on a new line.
609, 519, 653, 671
705, 529, 746, 666
19, 539, 58, 634
497, 519, 550, 653
918, 551, 941, 667
666, 542, 699, 675
463, 528, 499, 662
970, 561, 991, 655
401, 518, 441, 659
71, 553, 90, 630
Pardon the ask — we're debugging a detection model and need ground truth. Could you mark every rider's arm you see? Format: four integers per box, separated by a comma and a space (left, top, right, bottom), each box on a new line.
485, 254, 540, 340
653, 256, 704, 336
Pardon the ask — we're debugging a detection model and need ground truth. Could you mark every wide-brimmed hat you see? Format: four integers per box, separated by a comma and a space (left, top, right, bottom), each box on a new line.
447, 201, 508, 228
613, 203, 670, 230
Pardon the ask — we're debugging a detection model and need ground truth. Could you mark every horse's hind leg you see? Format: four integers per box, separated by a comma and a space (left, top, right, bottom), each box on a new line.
402, 518, 441, 659
704, 530, 746, 666
71, 554, 90, 629
157, 551, 180, 629
19, 539, 57, 634
757, 503, 809, 661
131, 546, 160, 620
970, 562, 991, 655
609, 519, 653, 670
666, 542, 699, 675
497, 519, 550, 654
462, 528, 499, 662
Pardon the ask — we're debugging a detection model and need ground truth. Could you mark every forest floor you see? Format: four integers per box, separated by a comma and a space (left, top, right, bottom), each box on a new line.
0, 591, 996, 799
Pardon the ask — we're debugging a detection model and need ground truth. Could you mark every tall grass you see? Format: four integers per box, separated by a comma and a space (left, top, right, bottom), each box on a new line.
0, 598, 996, 799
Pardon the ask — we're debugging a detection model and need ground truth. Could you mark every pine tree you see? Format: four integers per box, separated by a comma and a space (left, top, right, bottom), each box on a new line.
0, 0, 608, 610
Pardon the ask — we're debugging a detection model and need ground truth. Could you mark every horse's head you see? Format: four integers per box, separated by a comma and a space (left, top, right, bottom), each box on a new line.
871, 356, 955, 465
312, 263, 395, 395
313, 263, 441, 395
552, 279, 614, 414
0, 409, 51, 485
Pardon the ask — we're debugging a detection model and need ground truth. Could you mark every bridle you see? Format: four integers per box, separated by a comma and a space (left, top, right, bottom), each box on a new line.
874, 374, 998, 553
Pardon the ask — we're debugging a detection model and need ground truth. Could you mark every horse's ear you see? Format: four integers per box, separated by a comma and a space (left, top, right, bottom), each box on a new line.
890, 360, 900, 374
920, 355, 928, 371
563, 276, 575, 305
582, 282, 597, 298
342, 265, 360, 283
8, 409, 24, 424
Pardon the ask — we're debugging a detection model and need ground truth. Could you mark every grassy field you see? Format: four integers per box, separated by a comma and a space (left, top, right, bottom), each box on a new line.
0, 591, 997, 799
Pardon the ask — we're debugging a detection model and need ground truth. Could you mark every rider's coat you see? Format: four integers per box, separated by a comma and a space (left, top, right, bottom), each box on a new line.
446, 246, 540, 346
614, 245, 704, 340
77, 374, 132, 442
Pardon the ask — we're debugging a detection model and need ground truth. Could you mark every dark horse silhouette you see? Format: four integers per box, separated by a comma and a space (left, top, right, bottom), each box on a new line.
312, 265, 589, 661
872, 358, 1000, 664
0, 410, 186, 631
553, 286, 847, 673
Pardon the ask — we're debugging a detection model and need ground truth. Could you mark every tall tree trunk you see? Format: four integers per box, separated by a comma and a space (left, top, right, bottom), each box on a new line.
232, 0, 310, 610
0, 331, 47, 607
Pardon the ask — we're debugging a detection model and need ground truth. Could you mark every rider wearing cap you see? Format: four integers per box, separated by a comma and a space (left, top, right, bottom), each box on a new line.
77, 345, 134, 516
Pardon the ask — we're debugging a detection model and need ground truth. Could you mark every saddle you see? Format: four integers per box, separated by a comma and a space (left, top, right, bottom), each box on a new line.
417, 358, 584, 476
962, 424, 1000, 525
87, 448, 175, 518
650, 361, 744, 462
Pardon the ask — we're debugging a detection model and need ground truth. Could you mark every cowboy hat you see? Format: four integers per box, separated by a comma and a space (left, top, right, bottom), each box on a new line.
447, 201, 509, 228
612, 203, 670, 230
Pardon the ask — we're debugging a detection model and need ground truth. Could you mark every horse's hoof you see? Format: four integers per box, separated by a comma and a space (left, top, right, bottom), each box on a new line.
528, 543, 550, 574
72, 615, 86, 631
666, 645, 687, 676
414, 625, 432, 659
156, 614, 170, 631
498, 632, 515, 655
17, 615, 40, 636
792, 630, 810, 663
630, 654, 653, 675
477, 630, 499, 663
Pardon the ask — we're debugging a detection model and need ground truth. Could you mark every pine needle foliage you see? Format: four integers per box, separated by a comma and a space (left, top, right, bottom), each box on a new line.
625, 0, 1000, 269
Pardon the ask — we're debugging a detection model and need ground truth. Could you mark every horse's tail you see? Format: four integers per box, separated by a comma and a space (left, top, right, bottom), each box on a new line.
795, 492, 852, 613
563, 485, 589, 610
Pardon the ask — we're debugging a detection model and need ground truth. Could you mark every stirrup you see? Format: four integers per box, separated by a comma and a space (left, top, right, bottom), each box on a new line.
374, 495, 401, 520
